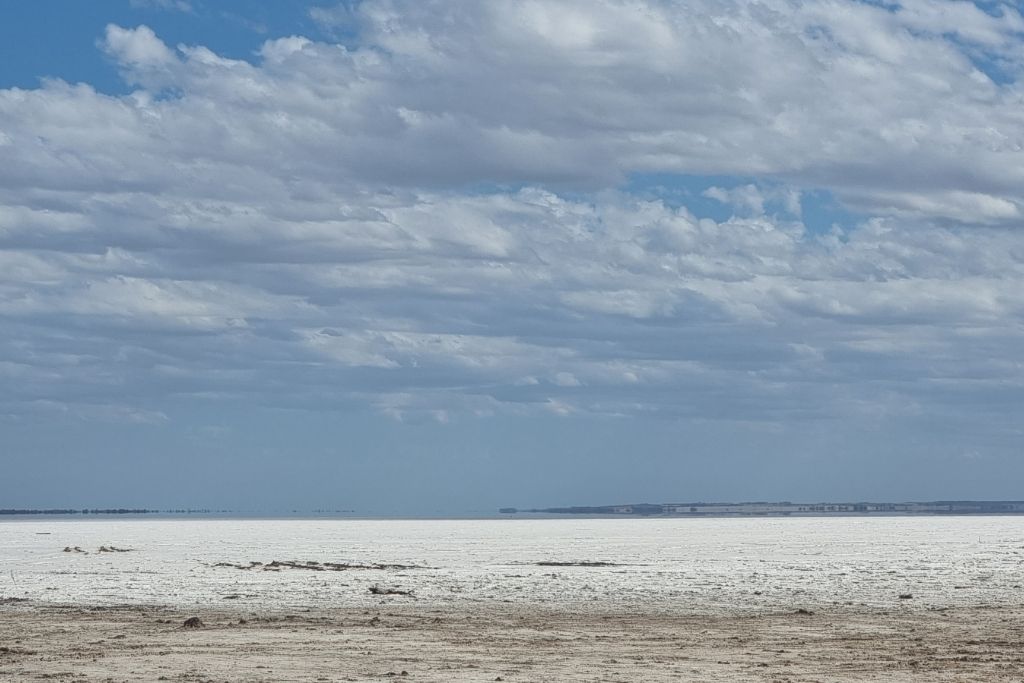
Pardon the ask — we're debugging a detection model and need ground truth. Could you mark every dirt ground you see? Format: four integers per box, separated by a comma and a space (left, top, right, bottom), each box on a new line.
1, 602, 1023, 682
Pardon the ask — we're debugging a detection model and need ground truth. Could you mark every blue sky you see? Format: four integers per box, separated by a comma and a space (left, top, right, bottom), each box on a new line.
0, 1, 326, 93
2, 0, 1024, 513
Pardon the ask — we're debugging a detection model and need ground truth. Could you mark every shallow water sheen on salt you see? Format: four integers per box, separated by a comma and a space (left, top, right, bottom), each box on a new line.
1, 517, 1022, 612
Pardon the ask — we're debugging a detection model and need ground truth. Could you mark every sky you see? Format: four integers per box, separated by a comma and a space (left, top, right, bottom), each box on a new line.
2, 0, 1024, 514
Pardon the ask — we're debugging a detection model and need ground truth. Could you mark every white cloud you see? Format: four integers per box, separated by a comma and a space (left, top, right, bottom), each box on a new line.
553, 372, 582, 387
0, 1, 1013, 222
1, 178, 1022, 423
703, 185, 766, 216
2, 3, 1024, 429
103, 24, 177, 69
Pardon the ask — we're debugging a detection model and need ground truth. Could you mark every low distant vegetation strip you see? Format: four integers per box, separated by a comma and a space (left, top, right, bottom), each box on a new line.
0, 509, 155, 515
501, 500, 1024, 516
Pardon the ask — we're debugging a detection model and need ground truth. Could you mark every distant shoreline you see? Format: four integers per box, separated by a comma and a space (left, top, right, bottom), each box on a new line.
0, 509, 209, 516
4, 499, 1024, 520
501, 500, 1024, 517
0, 509, 158, 516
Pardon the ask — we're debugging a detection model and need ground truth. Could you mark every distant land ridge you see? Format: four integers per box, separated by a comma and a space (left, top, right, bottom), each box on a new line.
499, 501, 1024, 516
0, 508, 212, 516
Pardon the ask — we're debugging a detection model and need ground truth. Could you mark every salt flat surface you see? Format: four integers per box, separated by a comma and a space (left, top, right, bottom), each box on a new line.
1, 517, 1021, 612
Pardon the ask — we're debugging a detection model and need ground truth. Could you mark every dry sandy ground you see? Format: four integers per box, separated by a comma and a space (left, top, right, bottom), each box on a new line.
1, 602, 1023, 682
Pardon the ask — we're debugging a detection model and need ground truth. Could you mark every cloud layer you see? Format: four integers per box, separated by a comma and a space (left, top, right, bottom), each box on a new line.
2, 0, 1024, 439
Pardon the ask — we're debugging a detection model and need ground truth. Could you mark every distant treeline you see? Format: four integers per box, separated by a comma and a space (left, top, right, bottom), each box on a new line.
0, 509, 156, 515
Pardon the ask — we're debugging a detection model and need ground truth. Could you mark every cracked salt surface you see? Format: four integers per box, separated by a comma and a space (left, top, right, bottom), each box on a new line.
1, 517, 1021, 613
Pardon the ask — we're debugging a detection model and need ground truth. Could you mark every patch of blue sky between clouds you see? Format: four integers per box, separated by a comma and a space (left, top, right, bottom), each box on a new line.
858, 0, 1023, 85
0, 0, 327, 94
625, 173, 866, 235
798, 190, 867, 237
961, 46, 1020, 85
911, 27, 1022, 85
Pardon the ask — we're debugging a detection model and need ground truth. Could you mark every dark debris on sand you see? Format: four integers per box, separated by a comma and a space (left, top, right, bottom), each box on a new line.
212, 559, 426, 572
0, 598, 30, 605
369, 585, 414, 596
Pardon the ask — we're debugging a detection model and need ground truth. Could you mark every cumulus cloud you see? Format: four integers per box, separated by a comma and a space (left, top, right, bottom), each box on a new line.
5, 1, 1022, 219
102, 24, 178, 83
2, 1, 1024, 433
1, 179, 1023, 426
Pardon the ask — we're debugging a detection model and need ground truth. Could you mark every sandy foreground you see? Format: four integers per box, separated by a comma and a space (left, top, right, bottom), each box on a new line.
1, 602, 1023, 682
